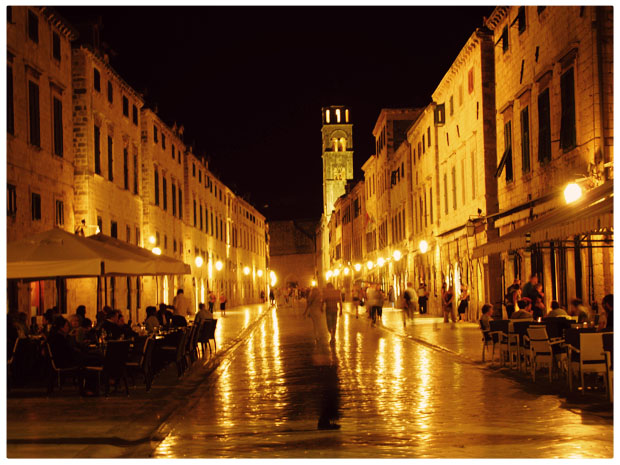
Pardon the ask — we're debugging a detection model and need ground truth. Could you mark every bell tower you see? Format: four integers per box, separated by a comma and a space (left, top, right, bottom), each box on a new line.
321, 105, 354, 220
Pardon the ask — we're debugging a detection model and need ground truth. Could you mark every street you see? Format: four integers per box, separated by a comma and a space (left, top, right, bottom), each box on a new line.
147, 303, 613, 458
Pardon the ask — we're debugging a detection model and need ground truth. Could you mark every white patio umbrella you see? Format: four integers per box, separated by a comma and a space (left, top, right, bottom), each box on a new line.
7, 228, 154, 280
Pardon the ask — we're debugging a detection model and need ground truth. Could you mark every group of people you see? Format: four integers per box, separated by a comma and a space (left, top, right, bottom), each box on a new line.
502, 274, 613, 330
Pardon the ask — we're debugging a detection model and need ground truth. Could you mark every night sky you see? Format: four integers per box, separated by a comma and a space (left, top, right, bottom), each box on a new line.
57, 6, 494, 222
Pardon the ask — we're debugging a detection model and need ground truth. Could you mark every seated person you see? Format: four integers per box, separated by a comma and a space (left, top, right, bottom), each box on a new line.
569, 298, 590, 323
547, 301, 569, 318
117, 312, 138, 339
171, 314, 188, 327
479, 303, 493, 331
47, 316, 82, 368
102, 309, 124, 340
511, 298, 533, 320
156, 303, 173, 326
74, 305, 87, 325
598, 294, 613, 331
144, 306, 161, 333
13, 312, 29, 339
69, 314, 89, 347
195, 303, 214, 323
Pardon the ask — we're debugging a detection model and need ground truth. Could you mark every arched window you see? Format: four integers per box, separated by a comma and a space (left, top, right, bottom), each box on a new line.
340, 138, 347, 151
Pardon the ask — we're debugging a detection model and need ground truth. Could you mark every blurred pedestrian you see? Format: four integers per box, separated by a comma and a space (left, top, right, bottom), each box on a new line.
457, 284, 469, 321
417, 282, 428, 315
403, 282, 417, 327
303, 286, 328, 345
443, 285, 456, 322
173, 289, 191, 318
570, 298, 590, 323
366, 284, 384, 326
352, 285, 361, 319
521, 274, 539, 302
322, 283, 342, 345
208, 291, 216, 313
219, 291, 227, 316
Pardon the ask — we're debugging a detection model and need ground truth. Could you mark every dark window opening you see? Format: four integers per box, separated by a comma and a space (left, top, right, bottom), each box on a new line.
94, 125, 101, 174
31, 192, 41, 221
560, 67, 577, 151
55, 200, 64, 226
28, 81, 40, 147
93, 68, 100, 92
178, 189, 183, 219
517, 6, 526, 34
123, 148, 129, 189
153, 125, 158, 143
107, 82, 113, 103
504, 120, 513, 182
107, 136, 113, 181
132, 105, 138, 125
7, 184, 17, 217
52, 32, 61, 61
53, 97, 63, 156
133, 153, 138, 194
521, 106, 531, 172
538, 88, 552, 163
27, 10, 38, 43
122, 96, 129, 117
501, 26, 509, 53
110, 221, 117, 239
172, 184, 177, 216
154, 168, 159, 206
7, 66, 14, 135
162, 133, 165, 149
193, 199, 197, 227
162, 176, 167, 211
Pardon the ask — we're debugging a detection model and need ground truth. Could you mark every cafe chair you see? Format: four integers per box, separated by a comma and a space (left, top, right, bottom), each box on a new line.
188, 321, 203, 363
44, 342, 80, 394
198, 319, 218, 355
7, 338, 20, 391
566, 332, 611, 395
126, 336, 155, 392
85, 340, 131, 396
603, 333, 613, 403
161, 329, 189, 377
524, 325, 564, 382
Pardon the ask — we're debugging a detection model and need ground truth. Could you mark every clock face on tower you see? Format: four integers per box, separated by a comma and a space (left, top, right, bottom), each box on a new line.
333, 166, 346, 181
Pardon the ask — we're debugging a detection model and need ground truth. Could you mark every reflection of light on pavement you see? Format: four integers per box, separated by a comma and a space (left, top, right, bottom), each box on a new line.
260, 320, 268, 378
376, 337, 387, 412
246, 334, 257, 415
390, 338, 404, 430
244, 308, 250, 327
356, 332, 363, 387
219, 362, 234, 428
415, 347, 432, 433
271, 308, 287, 426
154, 432, 178, 458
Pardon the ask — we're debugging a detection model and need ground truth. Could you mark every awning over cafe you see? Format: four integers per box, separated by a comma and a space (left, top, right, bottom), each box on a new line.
7, 228, 150, 279
88, 233, 191, 275
473, 181, 613, 259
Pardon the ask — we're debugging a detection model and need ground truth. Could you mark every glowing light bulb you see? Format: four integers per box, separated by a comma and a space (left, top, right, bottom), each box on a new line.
215, 260, 223, 271
152, 247, 162, 255
195, 256, 203, 267
564, 183, 582, 204
354, 263, 361, 272
419, 240, 429, 254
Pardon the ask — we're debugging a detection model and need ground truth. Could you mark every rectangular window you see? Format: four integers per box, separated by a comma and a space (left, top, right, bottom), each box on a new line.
97, 216, 102, 234
154, 168, 159, 206
94, 125, 101, 174
199, 204, 203, 230
520, 106, 531, 172
110, 221, 117, 239
28, 81, 40, 147
53, 97, 63, 156
210, 212, 214, 236
162, 176, 167, 211
132, 105, 138, 125
133, 152, 138, 194
93, 68, 100, 92
468, 68, 474, 93
178, 189, 182, 219
172, 184, 177, 216
52, 32, 61, 61
422, 135, 425, 153
471, 151, 476, 199
501, 26, 509, 53
153, 125, 158, 143
193, 199, 197, 226
172, 144, 175, 159
517, 6, 526, 34
28, 10, 38, 43
136, 227, 140, 246
7, 66, 14, 135
126, 225, 130, 242
122, 96, 129, 117
427, 127, 431, 147
107, 82, 113, 103
451, 166, 457, 210
55, 200, 64, 225
560, 68, 576, 151
449, 95, 454, 116
429, 187, 433, 224
443, 173, 448, 215
504, 121, 513, 182
538, 88, 551, 163
123, 148, 129, 189
162, 133, 166, 149
31, 192, 41, 221
192, 163, 195, 177
7, 184, 16, 217
461, 159, 466, 205
199, 170, 202, 183
107, 136, 114, 181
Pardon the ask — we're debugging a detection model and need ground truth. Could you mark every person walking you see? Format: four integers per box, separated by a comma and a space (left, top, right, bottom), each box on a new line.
208, 291, 216, 313
269, 289, 276, 306
417, 282, 428, 315
457, 284, 469, 321
219, 291, 227, 316
443, 285, 456, 323
367, 284, 384, 326
322, 283, 342, 345
352, 285, 361, 319
303, 286, 329, 345
403, 282, 417, 327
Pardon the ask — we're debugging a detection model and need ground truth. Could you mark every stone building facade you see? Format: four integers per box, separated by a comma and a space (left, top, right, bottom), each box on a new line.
269, 220, 317, 290
479, 6, 614, 310
6, 9, 270, 322
7, 7, 77, 314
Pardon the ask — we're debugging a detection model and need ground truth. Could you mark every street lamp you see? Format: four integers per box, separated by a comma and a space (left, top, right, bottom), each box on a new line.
270, 270, 277, 287
326, 270, 333, 280
419, 240, 429, 254
243, 266, 250, 275
333, 268, 340, 277
366, 260, 374, 270
215, 260, 223, 271
466, 219, 475, 237
377, 257, 385, 267
354, 263, 361, 272
152, 247, 162, 255
257, 269, 263, 277
564, 183, 582, 204
344, 267, 350, 275
311, 279, 317, 287
393, 250, 402, 261
149, 235, 156, 245
195, 256, 203, 267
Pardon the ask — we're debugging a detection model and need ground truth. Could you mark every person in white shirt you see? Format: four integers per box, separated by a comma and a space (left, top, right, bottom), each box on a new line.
172, 289, 191, 317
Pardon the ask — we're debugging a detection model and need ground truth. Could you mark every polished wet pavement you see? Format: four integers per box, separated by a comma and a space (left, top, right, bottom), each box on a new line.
148, 303, 613, 458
